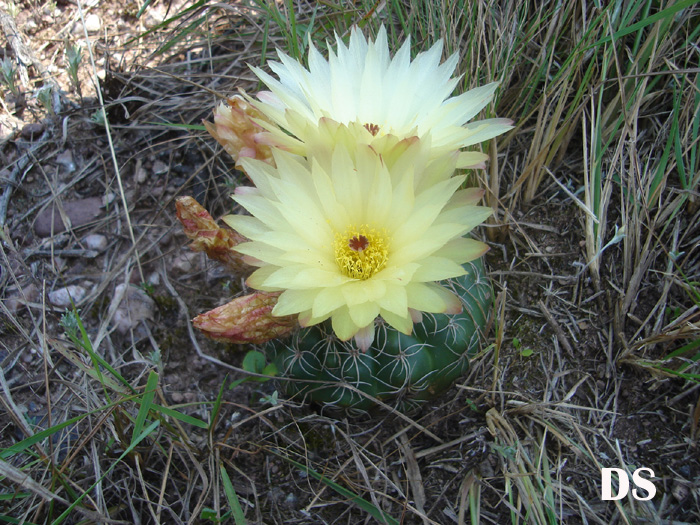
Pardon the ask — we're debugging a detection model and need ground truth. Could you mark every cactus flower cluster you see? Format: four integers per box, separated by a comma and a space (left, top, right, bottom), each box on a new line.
178, 26, 511, 413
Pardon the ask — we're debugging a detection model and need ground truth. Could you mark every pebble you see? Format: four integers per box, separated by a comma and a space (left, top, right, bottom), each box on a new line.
135, 160, 148, 184
34, 197, 103, 237
21, 123, 45, 140
49, 285, 87, 307
171, 251, 200, 273
110, 283, 156, 333
83, 233, 107, 252
171, 392, 184, 403
169, 392, 197, 404
6, 284, 39, 314
152, 160, 168, 175
143, 9, 166, 29
84, 14, 102, 32
0, 114, 23, 140
55, 150, 76, 172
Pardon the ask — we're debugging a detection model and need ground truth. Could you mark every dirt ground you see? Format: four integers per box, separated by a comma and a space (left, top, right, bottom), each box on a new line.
1, 1, 699, 524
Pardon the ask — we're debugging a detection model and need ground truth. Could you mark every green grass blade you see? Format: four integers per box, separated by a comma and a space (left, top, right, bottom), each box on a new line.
131, 371, 159, 448
0, 412, 88, 460
135, 0, 154, 19
587, 0, 697, 48
127, 0, 211, 46
0, 517, 39, 525
209, 376, 226, 433
148, 403, 208, 429
220, 465, 247, 525
52, 339, 132, 395
62, 309, 135, 394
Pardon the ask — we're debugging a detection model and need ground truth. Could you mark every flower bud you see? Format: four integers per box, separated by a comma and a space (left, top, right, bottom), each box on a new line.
203, 94, 276, 169
175, 196, 248, 273
193, 292, 297, 344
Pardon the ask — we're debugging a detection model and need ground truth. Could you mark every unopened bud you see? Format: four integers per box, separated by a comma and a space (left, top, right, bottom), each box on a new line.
175, 196, 248, 273
193, 292, 296, 344
203, 93, 276, 169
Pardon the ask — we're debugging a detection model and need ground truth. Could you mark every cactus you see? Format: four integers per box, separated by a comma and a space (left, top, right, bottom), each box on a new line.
265, 258, 492, 415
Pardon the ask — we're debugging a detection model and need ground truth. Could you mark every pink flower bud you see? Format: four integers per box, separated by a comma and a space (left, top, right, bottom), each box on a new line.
175, 196, 248, 273
203, 94, 276, 170
193, 292, 297, 344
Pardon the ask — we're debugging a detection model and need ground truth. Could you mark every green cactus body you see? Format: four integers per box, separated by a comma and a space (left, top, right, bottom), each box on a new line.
266, 259, 492, 415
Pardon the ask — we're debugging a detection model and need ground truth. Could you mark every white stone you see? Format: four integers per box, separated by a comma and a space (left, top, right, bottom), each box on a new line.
83, 233, 107, 251
152, 160, 168, 175
84, 14, 101, 33
110, 284, 156, 333
49, 285, 87, 307
171, 251, 200, 273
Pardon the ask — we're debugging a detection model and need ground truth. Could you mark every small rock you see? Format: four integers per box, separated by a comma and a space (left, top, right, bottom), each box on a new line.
82, 233, 107, 252
171, 392, 184, 403
146, 272, 160, 286
143, 9, 166, 29
49, 285, 87, 307
84, 13, 101, 32
25, 18, 38, 33
21, 123, 45, 140
0, 113, 24, 140
152, 160, 168, 175
103, 193, 116, 206
34, 197, 103, 237
171, 251, 200, 273
6, 284, 39, 314
135, 159, 148, 184
672, 481, 689, 501
55, 150, 76, 173
110, 284, 156, 334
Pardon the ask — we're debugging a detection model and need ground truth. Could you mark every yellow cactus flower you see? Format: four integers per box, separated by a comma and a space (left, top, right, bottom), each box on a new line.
247, 25, 513, 168
224, 133, 492, 350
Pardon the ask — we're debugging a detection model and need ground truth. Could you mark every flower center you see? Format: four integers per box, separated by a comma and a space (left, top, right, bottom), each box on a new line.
364, 123, 380, 136
334, 226, 389, 280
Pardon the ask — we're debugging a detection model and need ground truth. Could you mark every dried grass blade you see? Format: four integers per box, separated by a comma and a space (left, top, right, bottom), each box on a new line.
270, 449, 399, 525
50, 420, 160, 525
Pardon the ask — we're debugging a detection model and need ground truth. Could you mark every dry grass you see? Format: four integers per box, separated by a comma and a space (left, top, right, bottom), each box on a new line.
1, 0, 699, 523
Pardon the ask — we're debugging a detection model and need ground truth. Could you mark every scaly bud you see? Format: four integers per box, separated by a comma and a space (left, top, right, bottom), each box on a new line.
203, 93, 276, 169
175, 196, 248, 273
193, 291, 297, 344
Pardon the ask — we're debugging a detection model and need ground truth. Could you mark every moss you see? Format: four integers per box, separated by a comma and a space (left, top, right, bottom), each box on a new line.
297, 421, 335, 452
152, 294, 179, 315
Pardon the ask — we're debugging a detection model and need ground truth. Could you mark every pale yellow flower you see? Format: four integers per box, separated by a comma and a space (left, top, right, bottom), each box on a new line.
224, 131, 491, 350
247, 25, 513, 169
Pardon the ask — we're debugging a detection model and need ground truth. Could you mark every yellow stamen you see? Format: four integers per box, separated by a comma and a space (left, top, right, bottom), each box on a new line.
334, 225, 389, 280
